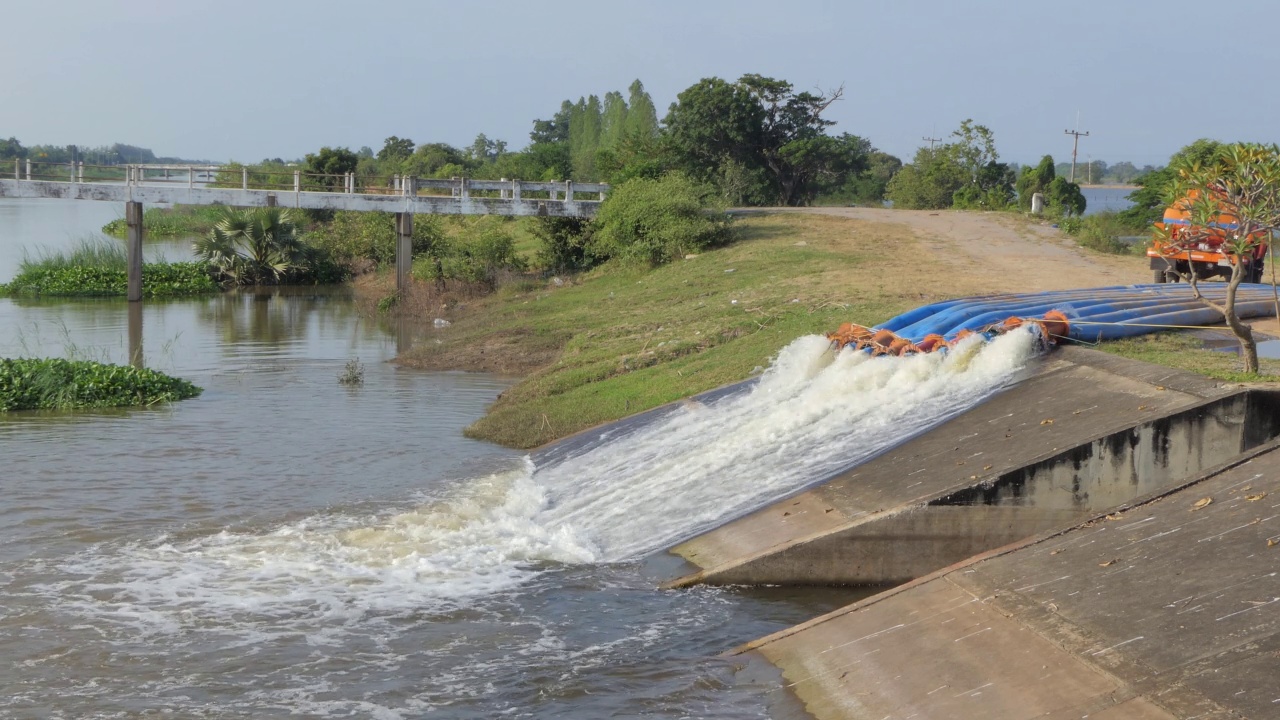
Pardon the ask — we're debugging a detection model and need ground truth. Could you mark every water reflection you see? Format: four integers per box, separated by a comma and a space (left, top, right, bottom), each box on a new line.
128, 300, 143, 367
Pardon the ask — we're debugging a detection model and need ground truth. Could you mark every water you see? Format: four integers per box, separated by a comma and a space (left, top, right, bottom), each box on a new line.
1081, 185, 1136, 216
0, 198, 1040, 717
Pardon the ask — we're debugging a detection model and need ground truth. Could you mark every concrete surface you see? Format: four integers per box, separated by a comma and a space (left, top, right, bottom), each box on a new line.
664, 347, 1263, 588
733, 436, 1280, 719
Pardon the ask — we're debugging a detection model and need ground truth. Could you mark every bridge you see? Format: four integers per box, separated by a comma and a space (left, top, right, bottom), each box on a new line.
1, 160, 608, 299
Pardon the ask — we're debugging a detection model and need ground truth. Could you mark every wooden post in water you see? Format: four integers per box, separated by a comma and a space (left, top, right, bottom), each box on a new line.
127, 300, 144, 368
395, 211, 413, 297
125, 201, 144, 302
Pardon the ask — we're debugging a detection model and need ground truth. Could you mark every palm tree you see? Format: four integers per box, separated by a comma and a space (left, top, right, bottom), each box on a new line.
195, 207, 305, 286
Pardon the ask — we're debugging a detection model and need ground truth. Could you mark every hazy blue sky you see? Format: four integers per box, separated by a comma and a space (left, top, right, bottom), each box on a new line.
3, 0, 1276, 166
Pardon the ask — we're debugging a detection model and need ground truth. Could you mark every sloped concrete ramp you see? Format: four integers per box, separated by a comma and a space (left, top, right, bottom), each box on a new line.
663, 348, 1275, 588
731, 435, 1280, 719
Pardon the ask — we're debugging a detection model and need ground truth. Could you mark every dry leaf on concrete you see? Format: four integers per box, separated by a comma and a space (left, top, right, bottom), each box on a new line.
1246, 493, 1268, 502
1191, 497, 1213, 511
1099, 559, 1119, 567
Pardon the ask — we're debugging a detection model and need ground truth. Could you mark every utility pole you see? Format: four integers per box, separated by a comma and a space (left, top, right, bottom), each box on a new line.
1064, 128, 1090, 183
922, 136, 943, 150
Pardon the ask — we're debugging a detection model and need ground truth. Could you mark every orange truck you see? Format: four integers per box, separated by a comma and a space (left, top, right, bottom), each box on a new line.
1148, 192, 1268, 284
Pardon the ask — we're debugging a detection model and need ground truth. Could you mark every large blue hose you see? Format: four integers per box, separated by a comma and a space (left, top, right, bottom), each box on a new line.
874, 284, 1279, 344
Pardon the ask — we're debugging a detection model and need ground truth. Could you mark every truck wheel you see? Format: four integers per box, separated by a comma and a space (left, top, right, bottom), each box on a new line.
1251, 260, 1266, 284
1153, 269, 1167, 283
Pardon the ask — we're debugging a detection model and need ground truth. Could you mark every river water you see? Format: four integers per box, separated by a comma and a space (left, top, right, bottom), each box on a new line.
0, 198, 1039, 718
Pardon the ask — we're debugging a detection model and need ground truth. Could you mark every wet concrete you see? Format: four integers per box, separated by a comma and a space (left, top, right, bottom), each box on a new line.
662, 348, 1273, 588
732, 435, 1280, 719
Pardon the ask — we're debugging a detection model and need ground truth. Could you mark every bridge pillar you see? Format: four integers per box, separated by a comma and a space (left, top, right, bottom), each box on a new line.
125, 201, 144, 302
127, 300, 144, 368
395, 212, 413, 297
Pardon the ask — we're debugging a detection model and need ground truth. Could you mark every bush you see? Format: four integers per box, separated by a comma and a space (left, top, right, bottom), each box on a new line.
531, 217, 596, 273
1046, 176, 1087, 216
1058, 212, 1140, 255
304, 210, 443, 270
2, 262, 217, 297
0, 358, 201, 411
417, 219, 527, 288
590, 173, 734, 265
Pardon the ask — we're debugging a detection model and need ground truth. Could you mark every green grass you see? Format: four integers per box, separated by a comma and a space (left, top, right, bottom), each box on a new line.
397, 212, 941, 448
102, 205, 225, 238
0, 357, 201, 411
19, 236, 129, 272
1098, 332, 1280, 383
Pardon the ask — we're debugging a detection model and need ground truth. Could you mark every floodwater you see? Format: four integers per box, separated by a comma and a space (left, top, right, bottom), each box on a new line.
1081, 185, 1136, 215
0, 198, 1038, 718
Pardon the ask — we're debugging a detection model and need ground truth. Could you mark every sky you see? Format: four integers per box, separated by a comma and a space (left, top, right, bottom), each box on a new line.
3, 0, 1278, 167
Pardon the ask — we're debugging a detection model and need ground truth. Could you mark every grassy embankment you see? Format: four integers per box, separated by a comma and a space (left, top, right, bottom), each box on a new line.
0, 358, 201, 411
0, 238, 216, 298
393, 212, 954, 448
1098, 332, 1280, 383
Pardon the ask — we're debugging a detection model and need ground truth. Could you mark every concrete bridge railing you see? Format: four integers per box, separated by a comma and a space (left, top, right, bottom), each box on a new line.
1, 161, 609, 300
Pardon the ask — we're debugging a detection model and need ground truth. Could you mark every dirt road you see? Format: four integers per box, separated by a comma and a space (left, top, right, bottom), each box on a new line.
782, 206, 1149, 293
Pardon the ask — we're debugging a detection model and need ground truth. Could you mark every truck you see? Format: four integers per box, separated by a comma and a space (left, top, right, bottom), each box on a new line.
1148, 190, 1268, 284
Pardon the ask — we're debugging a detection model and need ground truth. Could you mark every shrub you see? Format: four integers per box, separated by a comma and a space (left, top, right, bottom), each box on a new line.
590, 173, 734, 265
0, 358, 201, 411
304, 210, 443, 270
531, 217, 597, 273
1046, 176, 1087, 216
1058, 212, 1140, 255
418, 219, 527, 289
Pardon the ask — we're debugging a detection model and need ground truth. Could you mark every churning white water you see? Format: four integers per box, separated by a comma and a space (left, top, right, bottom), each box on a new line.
47, 329, 1038, 636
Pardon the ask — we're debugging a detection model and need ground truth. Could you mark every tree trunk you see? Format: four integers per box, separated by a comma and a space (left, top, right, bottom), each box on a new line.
1224, 263, 1260, 373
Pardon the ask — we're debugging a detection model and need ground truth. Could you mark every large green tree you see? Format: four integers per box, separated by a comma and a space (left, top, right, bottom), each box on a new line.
664, 74, 858, 206
304, 146, 359, 189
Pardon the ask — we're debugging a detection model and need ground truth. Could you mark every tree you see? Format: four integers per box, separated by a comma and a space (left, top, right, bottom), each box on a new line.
304, 146, 359, 188
885, 120, 1012, 210
600, 91, 629, 150
467, 133, 507, 164
624, 79, 659, 140
196, 207, 307, 286
377, 136, 414, 162
1045, 176, 1086, 216
569, 95, 603, 180
1016, 155, 1056, 210
1158, 143, 1280, 372
1122, 139, 1221, 227
885, 146, 966, 209
0, 136, 26, 160
664, 74, 851, 205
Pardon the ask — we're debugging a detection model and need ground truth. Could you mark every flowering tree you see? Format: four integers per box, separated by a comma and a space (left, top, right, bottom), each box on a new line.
1158, 143, 1280, 372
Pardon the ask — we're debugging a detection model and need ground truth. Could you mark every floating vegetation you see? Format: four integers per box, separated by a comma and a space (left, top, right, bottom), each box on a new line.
0, 358, 202, 411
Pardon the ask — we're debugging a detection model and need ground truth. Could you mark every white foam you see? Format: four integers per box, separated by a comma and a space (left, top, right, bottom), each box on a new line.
47, 330, 1037, 634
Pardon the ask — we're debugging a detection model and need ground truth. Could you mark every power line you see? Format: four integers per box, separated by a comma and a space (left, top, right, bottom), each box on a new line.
922, 136, 943, 150
1064, 128, 1090, 183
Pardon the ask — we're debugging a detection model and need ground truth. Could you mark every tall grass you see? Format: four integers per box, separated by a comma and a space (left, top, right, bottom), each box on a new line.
102, 205, 226, 238
19, 236, 128, 273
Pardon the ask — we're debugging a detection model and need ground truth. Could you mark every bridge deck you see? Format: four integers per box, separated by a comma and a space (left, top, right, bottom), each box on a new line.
0, 177, 602, 217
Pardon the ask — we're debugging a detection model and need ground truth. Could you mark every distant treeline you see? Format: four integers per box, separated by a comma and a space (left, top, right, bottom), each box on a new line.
1049, 160, 1160, 185
0, 137, 205, 166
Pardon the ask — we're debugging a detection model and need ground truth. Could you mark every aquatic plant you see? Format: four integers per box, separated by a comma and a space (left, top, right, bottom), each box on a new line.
0, 358, 202, 411
1, 262, 217, 297
338, 358, 365, 385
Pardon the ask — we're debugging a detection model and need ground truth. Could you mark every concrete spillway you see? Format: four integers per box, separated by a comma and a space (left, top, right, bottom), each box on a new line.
659, 349, 1280, 589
